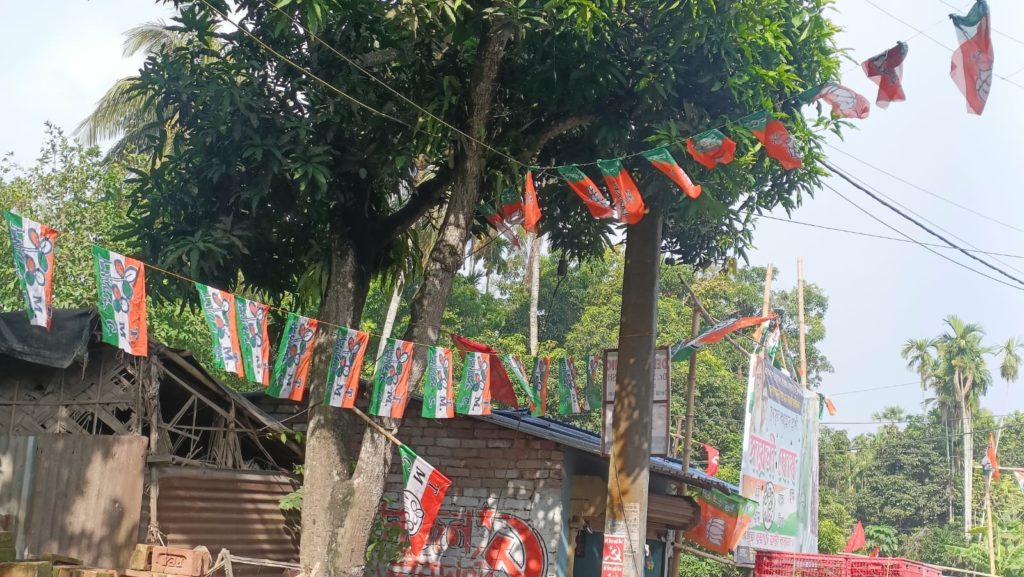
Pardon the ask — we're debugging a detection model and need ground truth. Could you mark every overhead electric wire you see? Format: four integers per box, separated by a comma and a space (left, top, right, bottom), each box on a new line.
822, 164, 1024, 292
828, 161, 1024, 277
759, 215, 1024, 260
822, 143, 1024, 236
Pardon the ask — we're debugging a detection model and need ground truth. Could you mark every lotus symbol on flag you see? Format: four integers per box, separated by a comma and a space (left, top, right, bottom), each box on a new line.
403, 490, 425, 535
706, 518, 726, 546
972, 50, 993, 103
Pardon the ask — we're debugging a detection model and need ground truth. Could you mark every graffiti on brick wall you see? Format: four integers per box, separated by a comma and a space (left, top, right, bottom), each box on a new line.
377, 507, 549, 577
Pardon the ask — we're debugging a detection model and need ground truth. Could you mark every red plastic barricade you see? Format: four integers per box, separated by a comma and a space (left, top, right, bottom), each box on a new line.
756, 552, 941, 577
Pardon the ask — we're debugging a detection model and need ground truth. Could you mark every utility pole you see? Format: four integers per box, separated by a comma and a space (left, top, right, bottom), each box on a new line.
797, 257, 808, 388
753, 264, 774, 342
681, 298, 701, 472
606, 200, 663, 577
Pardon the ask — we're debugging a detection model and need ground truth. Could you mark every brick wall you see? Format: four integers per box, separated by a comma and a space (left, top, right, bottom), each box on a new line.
372, 412, 567, 577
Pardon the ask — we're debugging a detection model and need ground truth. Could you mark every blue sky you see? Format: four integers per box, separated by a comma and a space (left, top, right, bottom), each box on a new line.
2, 1, 1023, 436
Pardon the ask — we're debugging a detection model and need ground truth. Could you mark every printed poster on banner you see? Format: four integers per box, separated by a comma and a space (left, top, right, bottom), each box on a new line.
601, 348, 671, 456
736, 354, 819, 564
601, 534, 627, 577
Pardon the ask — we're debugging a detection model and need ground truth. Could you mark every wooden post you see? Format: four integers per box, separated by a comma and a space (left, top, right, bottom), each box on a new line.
752, 264, 773, 342
606, 201, 663, 577
797, 257, 808, 388
681, 298, 701, 472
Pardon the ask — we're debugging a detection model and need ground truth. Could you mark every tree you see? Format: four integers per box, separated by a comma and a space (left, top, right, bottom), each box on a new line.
873, 406, 907, 430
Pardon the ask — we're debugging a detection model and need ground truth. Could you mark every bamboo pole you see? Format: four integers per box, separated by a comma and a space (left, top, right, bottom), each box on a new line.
797, 257, 808, 388
752, 264, 773, 342
681, 298, 701, 472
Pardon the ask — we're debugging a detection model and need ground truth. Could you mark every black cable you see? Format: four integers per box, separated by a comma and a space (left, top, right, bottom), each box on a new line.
759, 215, 1024, 260
822, 166, 1024, 292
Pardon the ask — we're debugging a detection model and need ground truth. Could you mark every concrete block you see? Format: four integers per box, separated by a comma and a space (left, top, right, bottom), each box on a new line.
0, 562, 54, 577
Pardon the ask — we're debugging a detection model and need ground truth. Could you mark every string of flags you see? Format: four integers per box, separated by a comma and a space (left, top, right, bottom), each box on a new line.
476, 0, 995, 241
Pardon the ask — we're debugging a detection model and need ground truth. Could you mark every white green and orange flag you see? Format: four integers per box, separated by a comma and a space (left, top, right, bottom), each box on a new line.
531, 357, 550, 417
585, 354, 602, 411
399, 444, 452, 557
236, 296, 271, 386
641, 147, 702, 199
195, 283, 244, 378
5, 211, 59, 329
557, 357, 582, 415
597, 159, 646, 225
557, 165, 614, 220
670, 315, 772, 362
325, 327, 370, 409
267, 313, 318, 401
93, 245, 147, 356
456, 351, 492, 416
950, 0, 993, 115
503, 354, 539, 410
422, 346, 455, 419
370, 338, 416, 418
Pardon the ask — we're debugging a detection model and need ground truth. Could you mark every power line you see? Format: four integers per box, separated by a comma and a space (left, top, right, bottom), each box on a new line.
758, 215, 1024, 260
828, 381, 921, 397
823, 163, 1024, 291
828, 161, 1024, 277
822, 143, 1024, 236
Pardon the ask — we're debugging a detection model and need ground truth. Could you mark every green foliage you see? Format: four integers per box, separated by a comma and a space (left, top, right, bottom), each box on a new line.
864, 524, 900, 557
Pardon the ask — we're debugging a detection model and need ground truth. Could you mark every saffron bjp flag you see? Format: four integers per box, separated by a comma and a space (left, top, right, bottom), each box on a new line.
950, 0, 993, 115
825, 396, 837, 416
456, 351, 492, 416
370, 338, 416, 418
503, 354, 539, 410
641, 147, 702, 199
93, 246, 147, 356
863, 42, 909, 109
557, 357, 582, 415
480, 202, 521, 248
704, 444, 721, 477
196, 283, 244, 377
325, 327, 370, 409
982, 432, 1000, 481
399, 444, 452, 557
267, 313, 318, 401
585, 354, 602, 411
422, 346, 455, 419
738, 111, 803, 170
5, 211, 59, 329
531, 357, 551, 416
687, 129, 737, 170
236, 296, 271, 386
523, 170, 541, 233
557, 165, 615, 220
799, 82, 871, 119
499, 187, 525, 225
671, 315, 772, 362
597, 159, 646, 225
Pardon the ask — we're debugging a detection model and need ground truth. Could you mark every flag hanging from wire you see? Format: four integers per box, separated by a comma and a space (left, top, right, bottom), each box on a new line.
523, 170, 541, 233
422, 346, 455, 419
503, 354, 539, 410
557, 165, 615, 220
5, 211, 59, 330
738, 111, 803, 170
557, 357, 582, 415
704, 443, 720, 477
863, 42, 909, 109
196, 283, 245, 378
325, 327, 370, 409
597, 159, 646, 225
671, 315, 772, 362
456, 351, 492, 416
267, 313, 318, 401
93, 245, 147, 357
236, 296, 271, 386
950, 0, 993, 115
686, 129, 737, 169
641, 147, 702, 199
799, 82, 871, 119
531, 357, 550, 416
982, 432, 1000, 481
450, 334, 520, 408
370, 338, 415, 417
399, 444, 452, 557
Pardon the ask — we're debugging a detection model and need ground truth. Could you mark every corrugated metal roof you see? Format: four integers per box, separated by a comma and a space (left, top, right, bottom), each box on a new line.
475, 408, 740, 495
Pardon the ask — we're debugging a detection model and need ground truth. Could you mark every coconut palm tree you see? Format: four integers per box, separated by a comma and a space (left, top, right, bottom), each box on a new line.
872, 405, 907, 431
76, 21, 194, 160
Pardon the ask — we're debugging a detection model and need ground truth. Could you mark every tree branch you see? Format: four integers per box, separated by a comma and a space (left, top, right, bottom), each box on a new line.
520, 114, 598, 163
378, 165, 452, 237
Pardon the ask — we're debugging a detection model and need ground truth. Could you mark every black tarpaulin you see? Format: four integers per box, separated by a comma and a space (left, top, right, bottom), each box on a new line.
0, 308, 97, 368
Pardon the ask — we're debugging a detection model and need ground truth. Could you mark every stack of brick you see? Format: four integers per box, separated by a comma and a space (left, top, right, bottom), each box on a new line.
125, 546, 210, 577
123, 545, 209, 577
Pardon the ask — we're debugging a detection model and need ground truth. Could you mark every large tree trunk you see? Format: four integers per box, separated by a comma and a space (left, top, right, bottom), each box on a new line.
300, 231, 372, 576
321, 23, 512, 577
